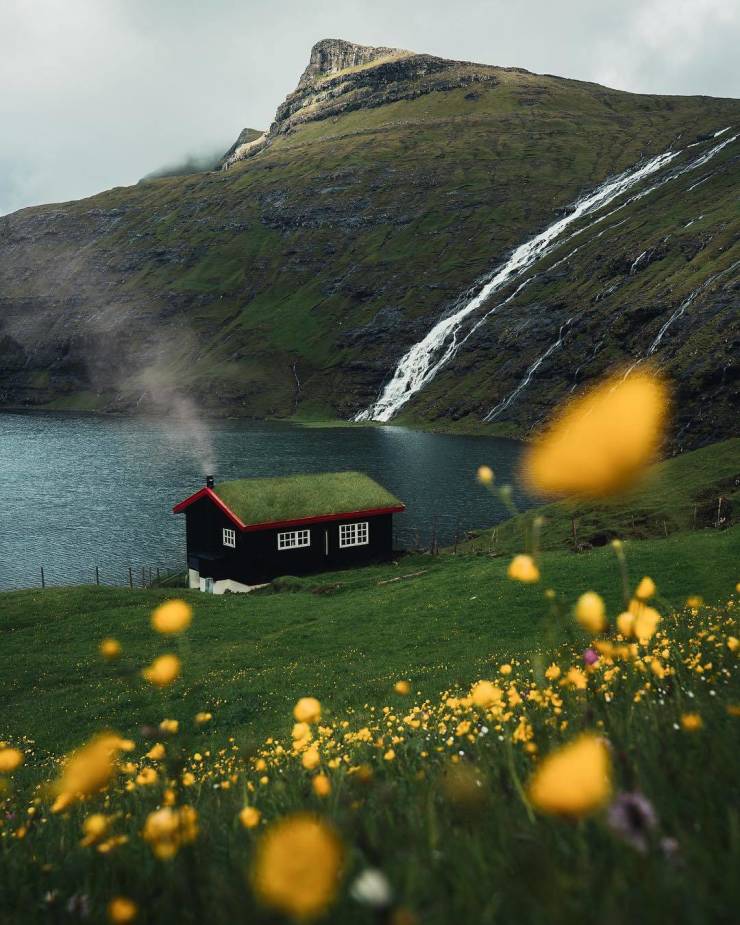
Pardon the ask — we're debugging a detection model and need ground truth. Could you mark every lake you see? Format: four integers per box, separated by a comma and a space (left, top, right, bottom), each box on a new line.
0, 413, 531, 590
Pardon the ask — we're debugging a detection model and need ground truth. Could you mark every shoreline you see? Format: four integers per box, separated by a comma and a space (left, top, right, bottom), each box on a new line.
0, 405, 528, 442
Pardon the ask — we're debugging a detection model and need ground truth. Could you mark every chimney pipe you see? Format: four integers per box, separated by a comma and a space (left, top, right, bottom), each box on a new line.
206, 475, 214, 489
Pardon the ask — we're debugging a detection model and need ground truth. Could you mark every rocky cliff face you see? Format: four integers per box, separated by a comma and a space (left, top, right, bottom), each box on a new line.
297, 38, 407, 87
0, 40, 738, 449
221, 38, 499, 168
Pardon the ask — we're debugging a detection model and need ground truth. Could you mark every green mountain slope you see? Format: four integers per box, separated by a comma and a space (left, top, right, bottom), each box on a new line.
0, 39, 738, 447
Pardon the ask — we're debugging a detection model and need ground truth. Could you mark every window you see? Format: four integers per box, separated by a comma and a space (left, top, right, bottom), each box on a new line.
277, 529, 311, 550
223, 528, 236, 548
339, 521, 369, 548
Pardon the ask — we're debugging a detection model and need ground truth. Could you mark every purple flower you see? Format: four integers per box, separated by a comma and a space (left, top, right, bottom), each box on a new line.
607, 791, 658, 853
583, 647, 600, 666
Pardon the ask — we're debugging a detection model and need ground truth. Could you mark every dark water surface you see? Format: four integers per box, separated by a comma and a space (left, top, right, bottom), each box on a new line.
0, 413, 531, 590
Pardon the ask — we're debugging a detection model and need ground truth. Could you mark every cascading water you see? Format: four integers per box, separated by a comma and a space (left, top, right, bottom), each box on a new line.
483, 316, 574, 422
646, 260, 740, 357
354, 149, 678, 422
356, 128, 737, 423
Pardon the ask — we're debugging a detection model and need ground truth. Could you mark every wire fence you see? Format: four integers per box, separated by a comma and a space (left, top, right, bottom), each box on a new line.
9, 498, 734, 591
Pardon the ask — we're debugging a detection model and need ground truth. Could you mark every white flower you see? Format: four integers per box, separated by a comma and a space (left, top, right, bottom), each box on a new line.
349, 869, 393, 908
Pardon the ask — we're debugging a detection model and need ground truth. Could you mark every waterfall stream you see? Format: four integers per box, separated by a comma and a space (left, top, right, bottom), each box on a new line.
355, 128, 737, 423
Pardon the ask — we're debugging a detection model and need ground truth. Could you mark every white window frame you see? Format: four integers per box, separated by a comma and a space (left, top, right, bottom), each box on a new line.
277, 528, 311, 551
339, 521, 370, 548
223, 527, 236, 548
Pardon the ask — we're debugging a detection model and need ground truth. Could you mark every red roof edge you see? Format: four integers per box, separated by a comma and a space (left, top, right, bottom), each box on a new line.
173, 488, 405, 533
172, 487, 247, 529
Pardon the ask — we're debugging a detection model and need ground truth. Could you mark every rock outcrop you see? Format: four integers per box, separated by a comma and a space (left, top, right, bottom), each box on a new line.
297, 38, 408, 87
220, 38, 498, 168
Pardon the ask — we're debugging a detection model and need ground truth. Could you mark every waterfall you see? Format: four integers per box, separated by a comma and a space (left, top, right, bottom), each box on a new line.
646, 260, 740, 357
483, 317, 574, 422
355, 127, 737, 423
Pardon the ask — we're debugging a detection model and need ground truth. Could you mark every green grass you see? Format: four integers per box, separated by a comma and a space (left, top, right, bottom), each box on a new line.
1, 527, 737, 756
211, 471, 403, 526
462, 438, 740, 554
0, 526, 738, 924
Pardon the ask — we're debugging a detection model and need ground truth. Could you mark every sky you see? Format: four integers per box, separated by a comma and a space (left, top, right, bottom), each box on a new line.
1, 0, 738, 216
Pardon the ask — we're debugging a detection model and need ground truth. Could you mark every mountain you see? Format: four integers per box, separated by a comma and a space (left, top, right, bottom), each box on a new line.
0, 38, 738, 448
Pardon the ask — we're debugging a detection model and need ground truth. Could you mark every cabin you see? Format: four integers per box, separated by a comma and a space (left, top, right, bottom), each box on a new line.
173, 471, 405, 593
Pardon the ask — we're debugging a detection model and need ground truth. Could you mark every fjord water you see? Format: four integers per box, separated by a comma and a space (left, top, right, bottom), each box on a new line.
0, 413, 529, 590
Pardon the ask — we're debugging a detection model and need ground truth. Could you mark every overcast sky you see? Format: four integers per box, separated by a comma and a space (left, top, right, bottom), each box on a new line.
1, 0, 738, 216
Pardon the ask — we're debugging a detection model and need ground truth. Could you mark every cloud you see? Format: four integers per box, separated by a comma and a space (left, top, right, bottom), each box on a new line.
593, 0, 740, 95
1, 0, 738, 216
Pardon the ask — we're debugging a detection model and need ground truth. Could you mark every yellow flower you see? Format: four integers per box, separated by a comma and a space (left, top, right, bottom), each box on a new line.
107, 897, 138, 924
499, 664, 513, 676
393, 680, 411, 695
195, 711, 213, 725
52, 733, 130, 812
135, 767, 158, 787
182, 772, 196, 787
616, 611, 635, 637
544, 664, 561, 681
159, 719, 179, 735
470, 680, 503, 708
99, 638, 122, 660
240, 806, 262, 829
680, 713, 703, 732
312, 774, 332, 798
151, 599, 192, 635
302, 747, 321, 771
80, 813, 112, 847
142, 806, 198, 860
563, 667, 588, 690
728, 637, 739, 653
142, 654, 181, 688
146, 743, 166, 761
252, 814, 343, 920
507, 554, 540, 583
477, 465, 494, 485
522, 370, 668, 497
575, 592, 606, 634
631, 602, 661, 642
0, 747, 24, 773
293, 697, 322, 724
650, 659, 667, 679
635, 576, 656, 600
528, 734, 612, 817
384, 749, 396, 761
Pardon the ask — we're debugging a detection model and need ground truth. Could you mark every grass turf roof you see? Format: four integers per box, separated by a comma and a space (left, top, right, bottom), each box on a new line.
213, 471, 403, 527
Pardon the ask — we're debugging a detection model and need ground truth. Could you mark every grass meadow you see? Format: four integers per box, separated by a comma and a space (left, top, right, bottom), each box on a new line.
1, 376, 738, 925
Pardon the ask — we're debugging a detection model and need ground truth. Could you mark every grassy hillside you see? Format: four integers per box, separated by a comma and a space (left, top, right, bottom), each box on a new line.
2, 526, 738, 756
0, 42, 738, 447
463, 437, 740, 554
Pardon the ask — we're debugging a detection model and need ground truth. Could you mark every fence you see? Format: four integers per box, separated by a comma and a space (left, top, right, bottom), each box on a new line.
26, 564, 184, 592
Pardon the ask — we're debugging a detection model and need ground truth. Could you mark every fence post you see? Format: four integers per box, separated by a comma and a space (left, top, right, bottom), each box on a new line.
453, 518, 460, 556
95, 566, 99, 586
40, 566, 45, 589
571, 517, 578, 551
128, 567, 133, 590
